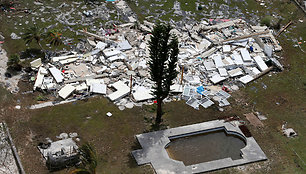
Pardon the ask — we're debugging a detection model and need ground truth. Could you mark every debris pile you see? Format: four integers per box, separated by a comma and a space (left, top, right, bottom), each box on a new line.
38, 133, 80, 171
31, 18, 284, 110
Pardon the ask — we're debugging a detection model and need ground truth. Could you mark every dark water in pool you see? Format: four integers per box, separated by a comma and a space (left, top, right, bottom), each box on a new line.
165, 129, 246, 165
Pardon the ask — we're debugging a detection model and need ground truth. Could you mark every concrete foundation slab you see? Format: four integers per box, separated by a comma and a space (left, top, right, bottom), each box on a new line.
132, 120, 267, 174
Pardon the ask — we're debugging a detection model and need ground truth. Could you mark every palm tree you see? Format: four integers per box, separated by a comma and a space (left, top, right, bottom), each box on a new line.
46, 29, 63, 47
71, 143, 97, 174
22, 25, 44, 50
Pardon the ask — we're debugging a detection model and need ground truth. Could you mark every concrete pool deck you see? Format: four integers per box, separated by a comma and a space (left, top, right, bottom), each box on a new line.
132, 120, 267, 174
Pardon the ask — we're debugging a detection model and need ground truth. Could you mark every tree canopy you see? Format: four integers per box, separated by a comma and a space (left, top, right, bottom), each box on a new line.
22, 25, 44, 48
148, 23, 179, 124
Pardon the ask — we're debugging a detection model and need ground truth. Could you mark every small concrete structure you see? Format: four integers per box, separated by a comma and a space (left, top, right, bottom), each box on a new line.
132, 120, 267, 174
38, 138, 79, 171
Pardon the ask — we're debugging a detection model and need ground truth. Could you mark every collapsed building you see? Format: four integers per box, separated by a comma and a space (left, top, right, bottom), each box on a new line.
30, 19, 283, 110
38, 138, 79, 171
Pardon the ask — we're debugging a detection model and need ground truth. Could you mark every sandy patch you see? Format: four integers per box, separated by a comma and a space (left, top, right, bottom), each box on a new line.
0, 46, 21, 93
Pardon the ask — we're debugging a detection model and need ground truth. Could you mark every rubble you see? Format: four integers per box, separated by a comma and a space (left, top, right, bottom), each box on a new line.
281, 122, 298, 138
29, 18, 284, 110
38, 138, 79, 171
10, 32, 21, 40
30, 58, 42, 70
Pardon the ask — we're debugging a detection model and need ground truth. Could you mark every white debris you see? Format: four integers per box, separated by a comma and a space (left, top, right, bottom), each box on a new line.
30, 58, 42, 70
58, 85, 75, 99
90, 83, 107, 94
96, 41, 107, 50
210, 74, 226, 84
57, 133, 69, 139
75, 83, 88, 92
213, 54, 224, 68
10, 32, 21, 39
52, 54, 80, 62
239, 75, 254, 84
253, 56, 268, 71
103, 49, 121, 58
49, 67, 64, 83
28, 18, 282, 110
186, 97, 199, 110
106, 112, 112, 117
240, 48, 252, 62
198, 98, 214, 108
228, 68, 243, 77
218, 98, 230, 107
117, 40, 132, 51
125, 102, 134, 109
218, 68, 228, 77
170, 84, 183, 93
69, 132, 78, 138
204, 60, 216, 71
133, 86, 154, 102
283, 128, 297, 137
38, 138, 78, 161
108, 81, 130, 101
34, 67, 47, 90
232, 53, 244, 65
222, 45, 231, 53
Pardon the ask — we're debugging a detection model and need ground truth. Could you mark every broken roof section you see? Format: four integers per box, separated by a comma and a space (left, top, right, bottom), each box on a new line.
59, 85, 75, 99
49, 67, 64, 83
108, 81, 130, 101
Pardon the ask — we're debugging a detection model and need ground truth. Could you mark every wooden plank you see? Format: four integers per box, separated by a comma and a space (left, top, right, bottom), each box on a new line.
244, 113, 264, 127
221, 30, 269, 43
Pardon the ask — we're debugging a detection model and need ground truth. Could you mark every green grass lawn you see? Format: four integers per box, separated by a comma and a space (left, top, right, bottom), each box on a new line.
0, 0, 120, 57
0, 85, 13, 107
243, 19, 306, 173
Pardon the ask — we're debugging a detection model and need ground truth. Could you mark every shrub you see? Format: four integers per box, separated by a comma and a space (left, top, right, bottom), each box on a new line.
260, 16, 272, 27
7, 54, 22, 71
36, 95, 48, 101
198, 5, 203, 10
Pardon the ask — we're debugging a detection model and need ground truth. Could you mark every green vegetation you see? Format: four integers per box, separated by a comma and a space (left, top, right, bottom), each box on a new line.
198, 5, 203, 11
71, 142, 97, 174
13, 97, 154, 174
22, 26, 44, 50
46, 29, 63, 47
260, 15, 272, 27
7, 54, 21, 71
22, 26, 64, 60
148, 24, 179, 125
36, 95, 48, 101
0, 85, 12, 105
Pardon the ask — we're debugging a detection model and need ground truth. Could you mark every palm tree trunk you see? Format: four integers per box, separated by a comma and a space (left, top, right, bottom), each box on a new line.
156, 97, 162, 124
37, 41, 47, 61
